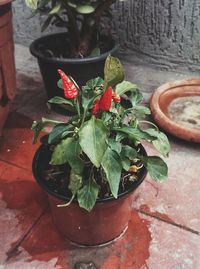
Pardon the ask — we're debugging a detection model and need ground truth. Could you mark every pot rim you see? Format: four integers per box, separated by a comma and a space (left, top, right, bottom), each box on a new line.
32, 144, 147, 204
29, 32, 118, 64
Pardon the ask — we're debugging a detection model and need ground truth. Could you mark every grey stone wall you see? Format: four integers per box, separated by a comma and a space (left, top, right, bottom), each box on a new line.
12, 0, 200, 71
111, 0, 200, 70
12, 0, 57, 44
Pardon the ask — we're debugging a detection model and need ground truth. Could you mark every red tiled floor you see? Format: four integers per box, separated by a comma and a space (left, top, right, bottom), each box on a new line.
0, 113, 48, 265
0, 112, 39, 170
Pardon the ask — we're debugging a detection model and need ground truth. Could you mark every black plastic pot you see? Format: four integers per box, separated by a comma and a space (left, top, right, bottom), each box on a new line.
33, 144, 147, 203
32, 144, 147, 246
30, 33, 117, 100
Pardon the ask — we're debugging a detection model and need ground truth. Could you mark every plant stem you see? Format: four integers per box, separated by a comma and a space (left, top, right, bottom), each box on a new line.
139, 120, 159, 131
76, 98, 81, 117
62, 1, 80, 56
57, 194, 75, 208
72, 99, 81, 118
42, 118, 64, 125
78, 0, 117, 56
80, 109, 87, 129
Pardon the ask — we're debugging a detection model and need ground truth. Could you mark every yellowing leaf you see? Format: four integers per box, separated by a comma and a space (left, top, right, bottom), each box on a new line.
76, 5, 95, 14
25, 0, 38, 9
49, 3, 61, 14
104, 56, 124, 89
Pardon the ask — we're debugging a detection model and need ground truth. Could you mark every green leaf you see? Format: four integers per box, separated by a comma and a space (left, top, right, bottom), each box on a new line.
57, 169, 83, 208
82, 94, 98, 112
77, 179, 99, 211
141, 156, 168, 182
32, 118, 61, 144
104, 56, 124, 89
107, 138, 122, 154
69, 170, 83, 195
113, 126, 155, 142
76, 4, 95, 14
48, 96, 74, 107
121, 145, 138, 161
57, 79, 63, 89
49, 3, 61, 14
101, 111, 112, 124
67, 0, 77, 8
25, 0, 38, 9
82, 77, 103, 110
32, 120, 47, 144
83, 77, 104, 91
121, 157, 131, 171
79, 117, 108, 167
101, 147, 122, 198
115, 81, 138, 96
90, 47, 101, 57
144, 128, 170, 157
37, 0, 50, 9
116, 132, 126, 142
133, 105, 151, 117
50, 138, 84, 174
48, 124, 74, 144
129, 89, 143, 106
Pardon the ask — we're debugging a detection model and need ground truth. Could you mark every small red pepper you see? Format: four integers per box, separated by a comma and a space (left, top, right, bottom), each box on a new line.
112, 92, 121, 103
99, 86, 113, 111
92, 99, 100, 115
92, 86, 113, 115
58, 69, 78, 99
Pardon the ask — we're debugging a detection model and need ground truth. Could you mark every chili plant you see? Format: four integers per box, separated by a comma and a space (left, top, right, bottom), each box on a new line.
32, 56, 170, 211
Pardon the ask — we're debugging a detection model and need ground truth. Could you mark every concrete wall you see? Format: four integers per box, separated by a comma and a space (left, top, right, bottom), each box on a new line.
12, 0, 200, 71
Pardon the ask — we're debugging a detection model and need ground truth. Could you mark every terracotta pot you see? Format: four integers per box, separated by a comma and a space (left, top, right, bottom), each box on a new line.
0, 2, 16, 135
48, 192, 133, 246
150, 78, 200, 142
32, 144, 147, 246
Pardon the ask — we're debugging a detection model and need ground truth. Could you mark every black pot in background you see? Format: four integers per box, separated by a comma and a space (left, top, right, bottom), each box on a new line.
30, 33, 117, 100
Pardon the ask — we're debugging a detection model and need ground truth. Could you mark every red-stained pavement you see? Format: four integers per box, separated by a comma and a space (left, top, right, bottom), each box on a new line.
0, 112, 200, 269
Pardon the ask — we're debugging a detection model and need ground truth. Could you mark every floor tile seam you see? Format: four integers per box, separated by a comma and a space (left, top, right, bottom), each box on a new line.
5, 205, 49, 263
0, 158, 31, 173
137, 209, 200, 236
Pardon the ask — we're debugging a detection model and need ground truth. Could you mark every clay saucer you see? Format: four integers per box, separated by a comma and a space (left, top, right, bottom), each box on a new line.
150, 78, 200, 142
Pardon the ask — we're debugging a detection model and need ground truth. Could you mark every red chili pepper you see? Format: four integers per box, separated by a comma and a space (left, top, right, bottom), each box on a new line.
112, 92, 121, 103
58, 69, 78, 99
99, 86, 113, 111
92, 86, 113, 115
92, 99, 100, 115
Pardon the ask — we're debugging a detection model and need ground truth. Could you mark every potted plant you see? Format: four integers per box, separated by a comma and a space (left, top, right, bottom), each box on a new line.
25, 0, 121, 101
32, 56, 170, 246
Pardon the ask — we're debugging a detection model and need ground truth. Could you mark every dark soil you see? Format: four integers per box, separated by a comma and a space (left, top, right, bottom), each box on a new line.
33, 143, 147, 202
37, 34, 114, 59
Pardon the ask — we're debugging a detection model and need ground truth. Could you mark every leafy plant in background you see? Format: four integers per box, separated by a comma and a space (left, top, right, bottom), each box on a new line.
32, 56, 170, 211
25, 0, 125, 57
